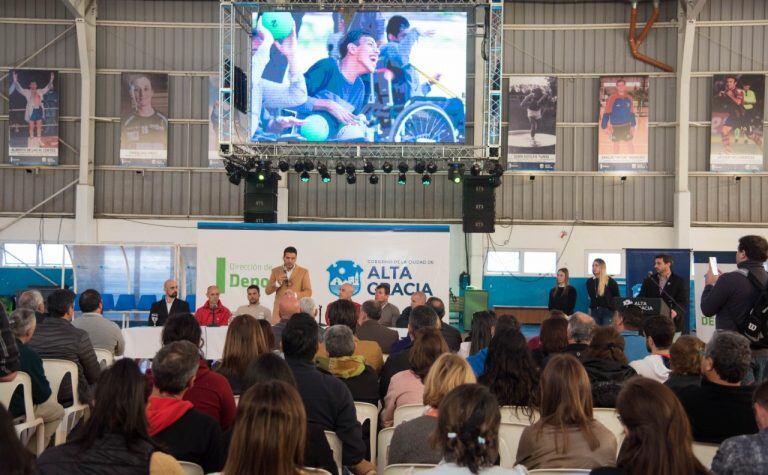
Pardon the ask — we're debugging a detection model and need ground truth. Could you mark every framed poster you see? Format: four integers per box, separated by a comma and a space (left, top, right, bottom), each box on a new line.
598, 76, 649, 171
711, 74, 764, 171
507, 76, 557, 170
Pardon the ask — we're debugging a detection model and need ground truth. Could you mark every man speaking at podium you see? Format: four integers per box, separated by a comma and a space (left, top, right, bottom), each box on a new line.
638, 254, 689, 333
266, 246, 312, 323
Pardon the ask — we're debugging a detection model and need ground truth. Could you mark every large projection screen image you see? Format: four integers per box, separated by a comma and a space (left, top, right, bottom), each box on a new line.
250, 10, 467, 144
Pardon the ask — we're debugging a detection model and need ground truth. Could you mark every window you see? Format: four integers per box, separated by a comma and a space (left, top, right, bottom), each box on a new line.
1, 243, 74, 268
586, 251, 622, 276
523, 251, 557, 275
41, 244, 72, 267
2, 243, 38, 267
485, 251, 520, 274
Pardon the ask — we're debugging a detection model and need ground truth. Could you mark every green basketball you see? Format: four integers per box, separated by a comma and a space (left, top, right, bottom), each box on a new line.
300, 114, 330, 142
260, 12, 293, 41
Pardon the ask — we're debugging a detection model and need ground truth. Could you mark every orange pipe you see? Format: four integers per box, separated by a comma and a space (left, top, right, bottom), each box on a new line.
628, 4, 673, 72
635, 5, 660, 44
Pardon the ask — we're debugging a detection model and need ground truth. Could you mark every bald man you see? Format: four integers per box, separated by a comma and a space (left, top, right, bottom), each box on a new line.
149, 279, 190, 326
324, 282, 362, 325
272, 291, 301, 349
395, 291, 427, 328
194, 285, 232, 327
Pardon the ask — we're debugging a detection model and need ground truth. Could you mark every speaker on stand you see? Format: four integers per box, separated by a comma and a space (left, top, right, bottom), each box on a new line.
244, 173, 278, 223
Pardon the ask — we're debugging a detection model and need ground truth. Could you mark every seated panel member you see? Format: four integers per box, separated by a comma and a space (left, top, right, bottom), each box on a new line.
234, 284, 271, 320
149, 279, 190, 326
194, 286, 232, 327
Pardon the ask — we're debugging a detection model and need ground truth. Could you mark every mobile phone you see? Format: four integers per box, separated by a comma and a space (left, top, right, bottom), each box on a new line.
709, 257, 719, 276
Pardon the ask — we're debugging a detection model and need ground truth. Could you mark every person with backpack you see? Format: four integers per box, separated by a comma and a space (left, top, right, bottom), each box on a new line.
701, 235, 768, 382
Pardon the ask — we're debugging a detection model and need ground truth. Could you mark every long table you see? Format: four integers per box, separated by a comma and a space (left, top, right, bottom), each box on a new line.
122, 325, 409, 360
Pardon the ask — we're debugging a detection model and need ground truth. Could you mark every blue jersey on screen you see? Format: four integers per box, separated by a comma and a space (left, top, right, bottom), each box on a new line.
301, 58, 366, 114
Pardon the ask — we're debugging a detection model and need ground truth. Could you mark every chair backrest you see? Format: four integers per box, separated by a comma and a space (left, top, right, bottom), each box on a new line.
354, 401, 379, 463
377, 426, 395, 474
592, 408, 624, 451
393, 404, 427, 426
137, 294, 157, 311
383, 464, 438, 474
101, 294, 115, 312
42, 359, 80, 406
528, 470, 592, 474
114, 294, 137, 311
324, 430, 343, 475
93, 348, 115, 368
178, 461, 205, 475
186, 295, 196, 311
500, 405, 539, 425
0, 372, 34, 419
692, 442, 720, 469
497, 422, 528, 468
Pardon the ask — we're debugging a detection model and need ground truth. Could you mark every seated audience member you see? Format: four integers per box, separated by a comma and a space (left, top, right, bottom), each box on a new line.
316, 299, 383, 372
678, 331, 759, 443
240, 353, 337, 475
591, 377, 708, 475
324, 283, 361, 325
18, 289, 47, 323
375, 283, 400, 327
390, 296, 433, 354
459, 310, 497, 358
665, 335, 705, 393
148, 314, 236, 431
528, 310, 567, 351
379, 305, 441, 400
0, 404, 35, 475
389, 354, 476, 465
36, 359, 184, 474
516, 354, 617, 470
531, 316, 568, 367
629, 315, 674, 383
467, 314, 520, 377
147, 341, 225, 473
214, 315, 270, 394
556, 312, 595, 362
479, 328, 539, 417
233, 284, 271, 320
282, 313, 374, 474
316, 325, 378, 405
356, 300, 399, 354
272, 291, 301, 350
8, 308, 64, 451
611, 305, 649, 363
0, 303, 19, 382
428, 296, 462, 353
72, 289, 125, 357
298, 296, 318, 319
581, 326, 636, 408
194, 285, 232, 327
28, 289, 100, 406
257, 319, 277, 353
382, 327, 448, 427
712, 379, 768, 475
395, 291, 428, 329
424, 384, 528, 475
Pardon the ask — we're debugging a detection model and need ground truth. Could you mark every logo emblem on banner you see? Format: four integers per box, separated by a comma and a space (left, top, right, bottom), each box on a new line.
327, 260, 364, 297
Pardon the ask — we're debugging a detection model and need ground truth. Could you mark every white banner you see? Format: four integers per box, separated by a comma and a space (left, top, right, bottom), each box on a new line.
693, 261, 739, 343
195, 223, 450, 317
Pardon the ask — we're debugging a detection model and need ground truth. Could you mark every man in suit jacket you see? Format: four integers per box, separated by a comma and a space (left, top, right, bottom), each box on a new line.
265, 246, 312, 323
638, 254, 690, 333
356, 300, 399, 354
149, 279, 190, 326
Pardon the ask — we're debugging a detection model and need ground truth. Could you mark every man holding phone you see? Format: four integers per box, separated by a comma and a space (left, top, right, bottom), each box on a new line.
265, 246, 312, 323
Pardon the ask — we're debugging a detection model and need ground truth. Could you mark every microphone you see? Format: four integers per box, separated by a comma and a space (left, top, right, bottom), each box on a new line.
210, 303, 218, 327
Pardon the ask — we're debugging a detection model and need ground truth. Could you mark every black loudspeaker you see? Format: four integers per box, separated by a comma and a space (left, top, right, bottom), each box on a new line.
244, 173, 278, 223
463, 176, 496, 233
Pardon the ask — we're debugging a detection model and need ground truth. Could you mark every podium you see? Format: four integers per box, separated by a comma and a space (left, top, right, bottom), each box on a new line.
612, 297, 670, 318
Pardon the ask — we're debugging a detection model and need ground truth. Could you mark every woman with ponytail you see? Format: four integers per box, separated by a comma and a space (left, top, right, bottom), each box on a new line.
586, 259, 620, 326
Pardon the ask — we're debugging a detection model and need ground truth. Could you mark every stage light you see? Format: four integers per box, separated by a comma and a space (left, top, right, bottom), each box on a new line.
422, 174, 432, 186
257, 168, 266, 181
228, 171, 242, 186
294, 161, 305, 173
382, 162, 393, 173
426, 162, 438, 174
318, 163, 331, 183
278, 160, 290, 172
300, 171, 310, 183
488, 160, 504, 177
369, 174, 379, 185
397, 173, 407, 185
470, 163, 481, 176
448, 163, 464, 184
488, 175, 502, 188
363, 160, 375, 174
414, 161, 426, 174
346, 173, 357, 185
334, 161, 345, 175
303, 160, 315, 172
345, 163, 356, 175
398, 161, 409, 173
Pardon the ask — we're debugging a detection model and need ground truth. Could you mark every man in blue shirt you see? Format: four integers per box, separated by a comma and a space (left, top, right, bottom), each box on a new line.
612, 305, 650, 363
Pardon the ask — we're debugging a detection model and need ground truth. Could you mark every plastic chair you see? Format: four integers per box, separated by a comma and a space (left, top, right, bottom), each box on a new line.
178, 461, 204, 475
500, 405, 539, 425
101, 294, 115, 312
498, 422, 528, 468
324, 430, 343, 475
0, 372, 45, 455
93, 349, 114, 368
137, 294, 157, 311
377, 427, 395, 474
528, 470, 591, 474
186, 295, 196, 311
74, 297, 81, 312
42, 359, 89, 445
383, 464, 437, 474
234, 395, 240, 406
303, 469, 333, 475
114, 294, 137, 329
393, 404, 426, 426
355, 402, 379, 464
592, 407, 624, 453
692, 442, 720, 469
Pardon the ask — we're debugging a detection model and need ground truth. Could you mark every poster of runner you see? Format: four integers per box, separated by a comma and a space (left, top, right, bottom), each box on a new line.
507, 76, 557, 170
7, 69, 59, 165
119, 72, 169, 166
710, 74, 764, 172
598, 76, 649, 171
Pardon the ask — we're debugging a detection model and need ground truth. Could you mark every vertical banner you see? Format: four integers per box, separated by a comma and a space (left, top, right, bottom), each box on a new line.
598, 76, 649, 171
710, 74, 765, 171
208, 76, 248, 168
507, 76, 557, 170
120, 72, 169, 166
7, 69, 59, 165
692, 251, 740, 343
625, 248, 692, 332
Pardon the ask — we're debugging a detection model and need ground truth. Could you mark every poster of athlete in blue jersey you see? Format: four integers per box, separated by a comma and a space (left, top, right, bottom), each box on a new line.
598, 76, 649, 171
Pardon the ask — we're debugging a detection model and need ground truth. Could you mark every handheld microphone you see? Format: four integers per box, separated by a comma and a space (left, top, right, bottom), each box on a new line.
210, 303, 218, 327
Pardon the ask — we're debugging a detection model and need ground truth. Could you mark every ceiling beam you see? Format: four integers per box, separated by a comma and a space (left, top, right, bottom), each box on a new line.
60, 0, 94, 19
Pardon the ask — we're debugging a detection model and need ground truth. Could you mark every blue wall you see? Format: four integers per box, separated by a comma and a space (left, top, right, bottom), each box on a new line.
483, 275, 626, 312
0, 267, 74, 296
